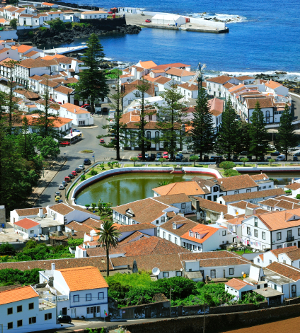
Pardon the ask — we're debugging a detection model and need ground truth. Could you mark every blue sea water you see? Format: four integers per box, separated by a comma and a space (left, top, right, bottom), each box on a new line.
60, 0, 300, 73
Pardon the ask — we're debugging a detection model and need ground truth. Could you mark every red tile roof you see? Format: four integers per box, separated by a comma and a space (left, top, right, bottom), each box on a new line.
0, 286, 38, 305
226, 278, 253, 290
58, 266, 108, 291
14, 218, 40, 229
181, 224, 219, 244
266, 262, 300, 281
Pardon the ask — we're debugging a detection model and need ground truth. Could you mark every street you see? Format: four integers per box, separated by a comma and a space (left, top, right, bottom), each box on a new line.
39, 114, 133, 206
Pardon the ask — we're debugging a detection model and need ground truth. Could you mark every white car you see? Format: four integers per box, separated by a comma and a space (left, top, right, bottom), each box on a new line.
276, 154, 286, 161
58, 184, 65, 190
78, 165, 85, 171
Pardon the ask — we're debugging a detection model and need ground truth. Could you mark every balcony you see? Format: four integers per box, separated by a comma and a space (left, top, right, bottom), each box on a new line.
286, 236, 294, 242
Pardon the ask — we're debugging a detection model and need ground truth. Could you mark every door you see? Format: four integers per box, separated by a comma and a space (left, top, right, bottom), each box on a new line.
71, 308, 76, 318
62, 307, 67, 316
287, 230, 292, 242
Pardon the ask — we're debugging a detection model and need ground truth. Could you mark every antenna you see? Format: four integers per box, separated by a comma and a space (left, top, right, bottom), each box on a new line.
152, 267, 160, 276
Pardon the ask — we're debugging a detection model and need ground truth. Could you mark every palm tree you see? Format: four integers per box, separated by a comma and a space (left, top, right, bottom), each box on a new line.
98, 220, 120, 276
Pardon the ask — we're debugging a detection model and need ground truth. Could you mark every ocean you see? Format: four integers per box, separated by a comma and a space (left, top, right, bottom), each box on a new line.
59, 0, 300, 76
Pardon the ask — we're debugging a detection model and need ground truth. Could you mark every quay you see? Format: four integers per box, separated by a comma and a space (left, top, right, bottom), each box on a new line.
125, 13, 229, 34
43, 45, 88, 56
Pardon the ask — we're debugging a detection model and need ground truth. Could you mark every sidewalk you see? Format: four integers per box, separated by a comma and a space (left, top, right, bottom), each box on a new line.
28, 159, 67, 206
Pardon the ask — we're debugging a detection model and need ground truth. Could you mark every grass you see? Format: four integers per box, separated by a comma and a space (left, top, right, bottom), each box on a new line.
80, 150, 94, 153
232, 248, 253, 255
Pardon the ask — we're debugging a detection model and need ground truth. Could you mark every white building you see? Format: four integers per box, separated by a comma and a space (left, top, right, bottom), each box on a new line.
151, 14, 186, 27
225, 278, 256, 299
0, 285, 57, 333
58, 103, 94, 126
14, 218, 41, 239
253, 246, 298, 267
80, 10, 107, 19
241, 208, 300, 251
39, 265, 109, 319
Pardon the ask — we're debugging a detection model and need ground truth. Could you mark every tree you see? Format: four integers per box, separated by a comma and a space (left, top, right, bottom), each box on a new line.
33, 135, 60, 159
240, 157, 249, 167
155, 84, 187, 160
189, 155, 199, 167
276, 104, 298, 161
75, 33, 109, 114
214, 98, 240, 160
98, 220, 120, 276
48, 18, 66, 32
100, 77, 126, 160
130, 157, 138, 166
249, 101, 269, 160
10, 18, 17, 29
132, 80, 153, 160
4, 59, 20, 134
190, 86, 215, 161
235, 121, 251, 154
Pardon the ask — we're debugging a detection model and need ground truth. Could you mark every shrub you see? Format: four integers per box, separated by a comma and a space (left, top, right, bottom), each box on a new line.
219, 161, 236, 169
39, 27, 47, 31
296, 194, 300, 199
89, 169, 98, 176
81, 174, 86, 181
224, 169, 240, 177
285, 189, 292, 194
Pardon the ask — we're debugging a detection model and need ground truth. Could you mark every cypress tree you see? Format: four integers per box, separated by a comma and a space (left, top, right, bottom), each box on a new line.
75, 33, 109, 114
276, 103, 298, 160
249, 101, 269, 160
214, 98, 239, 160
190, 87, 214, 161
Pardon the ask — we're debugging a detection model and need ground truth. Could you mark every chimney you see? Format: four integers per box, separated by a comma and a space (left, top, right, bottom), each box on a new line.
51, 263, 55, 271
38, 208, 43, 218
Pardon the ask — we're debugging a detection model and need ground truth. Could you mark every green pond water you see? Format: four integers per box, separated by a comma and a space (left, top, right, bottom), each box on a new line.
75, 172, 213, 206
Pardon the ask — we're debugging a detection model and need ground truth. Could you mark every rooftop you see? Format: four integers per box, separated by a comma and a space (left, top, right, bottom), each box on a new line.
0, 286, 38, 305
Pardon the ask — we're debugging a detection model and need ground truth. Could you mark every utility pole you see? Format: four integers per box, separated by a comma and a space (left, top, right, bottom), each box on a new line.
169, 286, 172, 317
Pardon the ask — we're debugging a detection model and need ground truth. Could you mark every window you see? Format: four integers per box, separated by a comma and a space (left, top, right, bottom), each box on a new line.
266, 110, 270, 123
283, 260, 286, 264
254, 218, 258, 227
163, 272, 169, 278
86, 293, 92, 301
176, 271, 182, 277
274, 284, 277, 290
44, 313, 52, 321
73, 295, 79, 302
181, 203, 186, 209
29, 317, 36, 325
246, 189, 251, 193
17, 305, 22, 313
229, 268, 234, 275
7, 307, 13, 315
17, 320, 23, 327
247, 227, 251, 235
262, 232, 266, 240
298, 228, 300, 236
8, 322, 13, 330
98, 292, 104, 300
269, 260, 272, 264
254, 229, 258, 238
257, 258, 260, 263
156, 220, 159, 224
174, 237, 177, 244
277, 232, 282, 241
222, 230, 226, 236
163, 231, 166, 239
29, 302, 34, 310
161, 216, 165, 223
234, 190, 238, 194
207, 196, 211, 201
168, 234, 171, 241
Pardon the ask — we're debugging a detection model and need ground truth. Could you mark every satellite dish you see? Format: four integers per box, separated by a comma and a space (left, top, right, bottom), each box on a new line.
152, 267, 160, 276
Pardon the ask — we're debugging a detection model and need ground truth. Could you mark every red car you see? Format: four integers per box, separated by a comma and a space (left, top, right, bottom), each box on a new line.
71, 171, 77, 176
81, 104, 90, 108
100, 138, 105, 143
163, 152, 169, 159
60, 141, 70, 146
145, 19, 151, 23
138, 154, 142, 160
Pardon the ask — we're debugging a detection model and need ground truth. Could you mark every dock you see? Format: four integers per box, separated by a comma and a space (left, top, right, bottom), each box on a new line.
125, 13, 229, 34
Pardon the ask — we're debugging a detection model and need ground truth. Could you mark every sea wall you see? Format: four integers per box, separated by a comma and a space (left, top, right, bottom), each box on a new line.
235, 166, 300, 173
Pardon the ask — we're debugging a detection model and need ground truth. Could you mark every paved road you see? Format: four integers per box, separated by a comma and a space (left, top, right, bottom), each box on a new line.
38, 114, 133, 207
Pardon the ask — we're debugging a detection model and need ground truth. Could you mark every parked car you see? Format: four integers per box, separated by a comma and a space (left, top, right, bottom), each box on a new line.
57, 315, 72, 324
81, 104, 90, 108
68, 173, 75, 179
72, 129, 80, 132
232, 155, 239, 162
78, 165, 85, 171
64, 176, 71, 183
84, 158, 91, 165
58, 184, 65, 190
209, 156, 217, 162
240, 151, 248, 156
276, 154, 286, 161
55, 195, 61, 202
271, 151, 281, 156
146, 154, 156, 161
293, 151, 300, 157
293, 156, 299, 161
100, 138, 105, 143
71, 171, 77, 176
163, 151, 169, 159
54, 191, 61, 197
145, 19, 151, 23
60, 141, 70, 146
155, 152, 162, 161
75, 167, 82, 173
62, 180, 67, 186
175, 153, 183, 161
